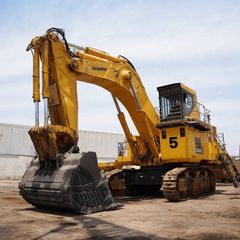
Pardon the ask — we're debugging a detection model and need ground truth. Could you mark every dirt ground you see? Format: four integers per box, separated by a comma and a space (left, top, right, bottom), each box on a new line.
0, 180, 240, 240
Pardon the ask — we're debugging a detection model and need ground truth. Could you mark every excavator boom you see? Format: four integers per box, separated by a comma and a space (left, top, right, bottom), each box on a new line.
28, 28, 160, 164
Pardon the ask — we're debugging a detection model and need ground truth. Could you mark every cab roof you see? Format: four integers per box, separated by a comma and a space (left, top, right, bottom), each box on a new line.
157, 82, 196, 96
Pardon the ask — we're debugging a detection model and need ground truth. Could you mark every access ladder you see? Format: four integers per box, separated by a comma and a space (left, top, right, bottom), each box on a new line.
216, 134, 240, 188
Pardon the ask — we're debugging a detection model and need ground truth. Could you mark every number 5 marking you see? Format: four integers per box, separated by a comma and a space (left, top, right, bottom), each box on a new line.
169, 137, 178, 148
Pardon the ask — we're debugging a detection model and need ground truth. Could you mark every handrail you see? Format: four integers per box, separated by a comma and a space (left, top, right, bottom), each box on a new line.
158, 100, 210, 123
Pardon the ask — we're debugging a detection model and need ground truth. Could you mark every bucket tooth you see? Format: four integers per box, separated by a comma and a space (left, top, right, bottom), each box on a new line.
19, 152, 122, 214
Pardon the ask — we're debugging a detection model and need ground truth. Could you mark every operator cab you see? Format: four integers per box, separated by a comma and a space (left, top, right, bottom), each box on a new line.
157, 83, 198, 122
156, 83, 210, 130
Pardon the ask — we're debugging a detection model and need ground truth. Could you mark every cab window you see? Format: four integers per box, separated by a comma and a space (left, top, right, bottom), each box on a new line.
182, 91, 194, 116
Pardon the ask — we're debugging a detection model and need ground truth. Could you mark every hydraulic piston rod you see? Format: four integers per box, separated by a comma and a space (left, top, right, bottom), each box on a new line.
112, 95, 139, 160
44, 98, 49, 125
35, 102, 39, 127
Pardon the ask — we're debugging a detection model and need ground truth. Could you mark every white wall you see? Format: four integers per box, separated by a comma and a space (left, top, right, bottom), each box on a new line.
0, 123, 125, 179
78, 130, 124, 161
0, 123, 35, 156
0, 155, 33, 179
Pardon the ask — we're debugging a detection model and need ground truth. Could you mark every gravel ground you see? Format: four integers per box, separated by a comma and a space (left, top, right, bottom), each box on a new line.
0, 180, 239, 240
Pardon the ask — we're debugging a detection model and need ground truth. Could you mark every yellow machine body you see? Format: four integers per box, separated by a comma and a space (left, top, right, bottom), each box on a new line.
159, 125, 218, 163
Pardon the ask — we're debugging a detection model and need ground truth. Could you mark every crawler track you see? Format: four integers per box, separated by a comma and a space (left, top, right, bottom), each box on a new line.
163, 167, 216, 201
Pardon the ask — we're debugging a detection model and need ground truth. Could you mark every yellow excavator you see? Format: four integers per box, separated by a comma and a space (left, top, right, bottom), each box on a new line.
19, 28, 240, 214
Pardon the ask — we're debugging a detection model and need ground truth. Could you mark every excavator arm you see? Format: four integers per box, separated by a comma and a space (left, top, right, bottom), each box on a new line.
28, 28, 160, 164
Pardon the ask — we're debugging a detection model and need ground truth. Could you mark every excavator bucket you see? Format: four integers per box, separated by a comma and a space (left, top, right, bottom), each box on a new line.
19, 151, 121, 214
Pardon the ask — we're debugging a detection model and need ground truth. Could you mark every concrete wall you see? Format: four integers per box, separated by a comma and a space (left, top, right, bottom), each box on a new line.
0, 123, 35, 156
0, 155, 33, 179
0, 123, 125, 179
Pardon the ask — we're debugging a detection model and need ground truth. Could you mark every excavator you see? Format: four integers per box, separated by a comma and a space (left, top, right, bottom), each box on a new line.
19, 28, 240, 214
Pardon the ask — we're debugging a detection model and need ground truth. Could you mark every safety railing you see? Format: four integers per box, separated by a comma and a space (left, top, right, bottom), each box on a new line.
118, 141, 127, 157
196, 102, 211, 124
216, 133, 226, 150
156, 101, 211, 123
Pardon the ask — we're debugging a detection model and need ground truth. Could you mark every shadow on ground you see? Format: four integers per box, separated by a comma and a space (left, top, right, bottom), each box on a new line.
21, 207, 165, 240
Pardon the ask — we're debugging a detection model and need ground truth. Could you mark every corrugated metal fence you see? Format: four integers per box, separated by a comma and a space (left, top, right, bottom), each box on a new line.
78, 130, 124, 161
0, 123, 125, 162
0, 123, 35, 156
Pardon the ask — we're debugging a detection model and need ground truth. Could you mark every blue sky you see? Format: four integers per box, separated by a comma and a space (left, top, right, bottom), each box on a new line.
0, 0, 240, 155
